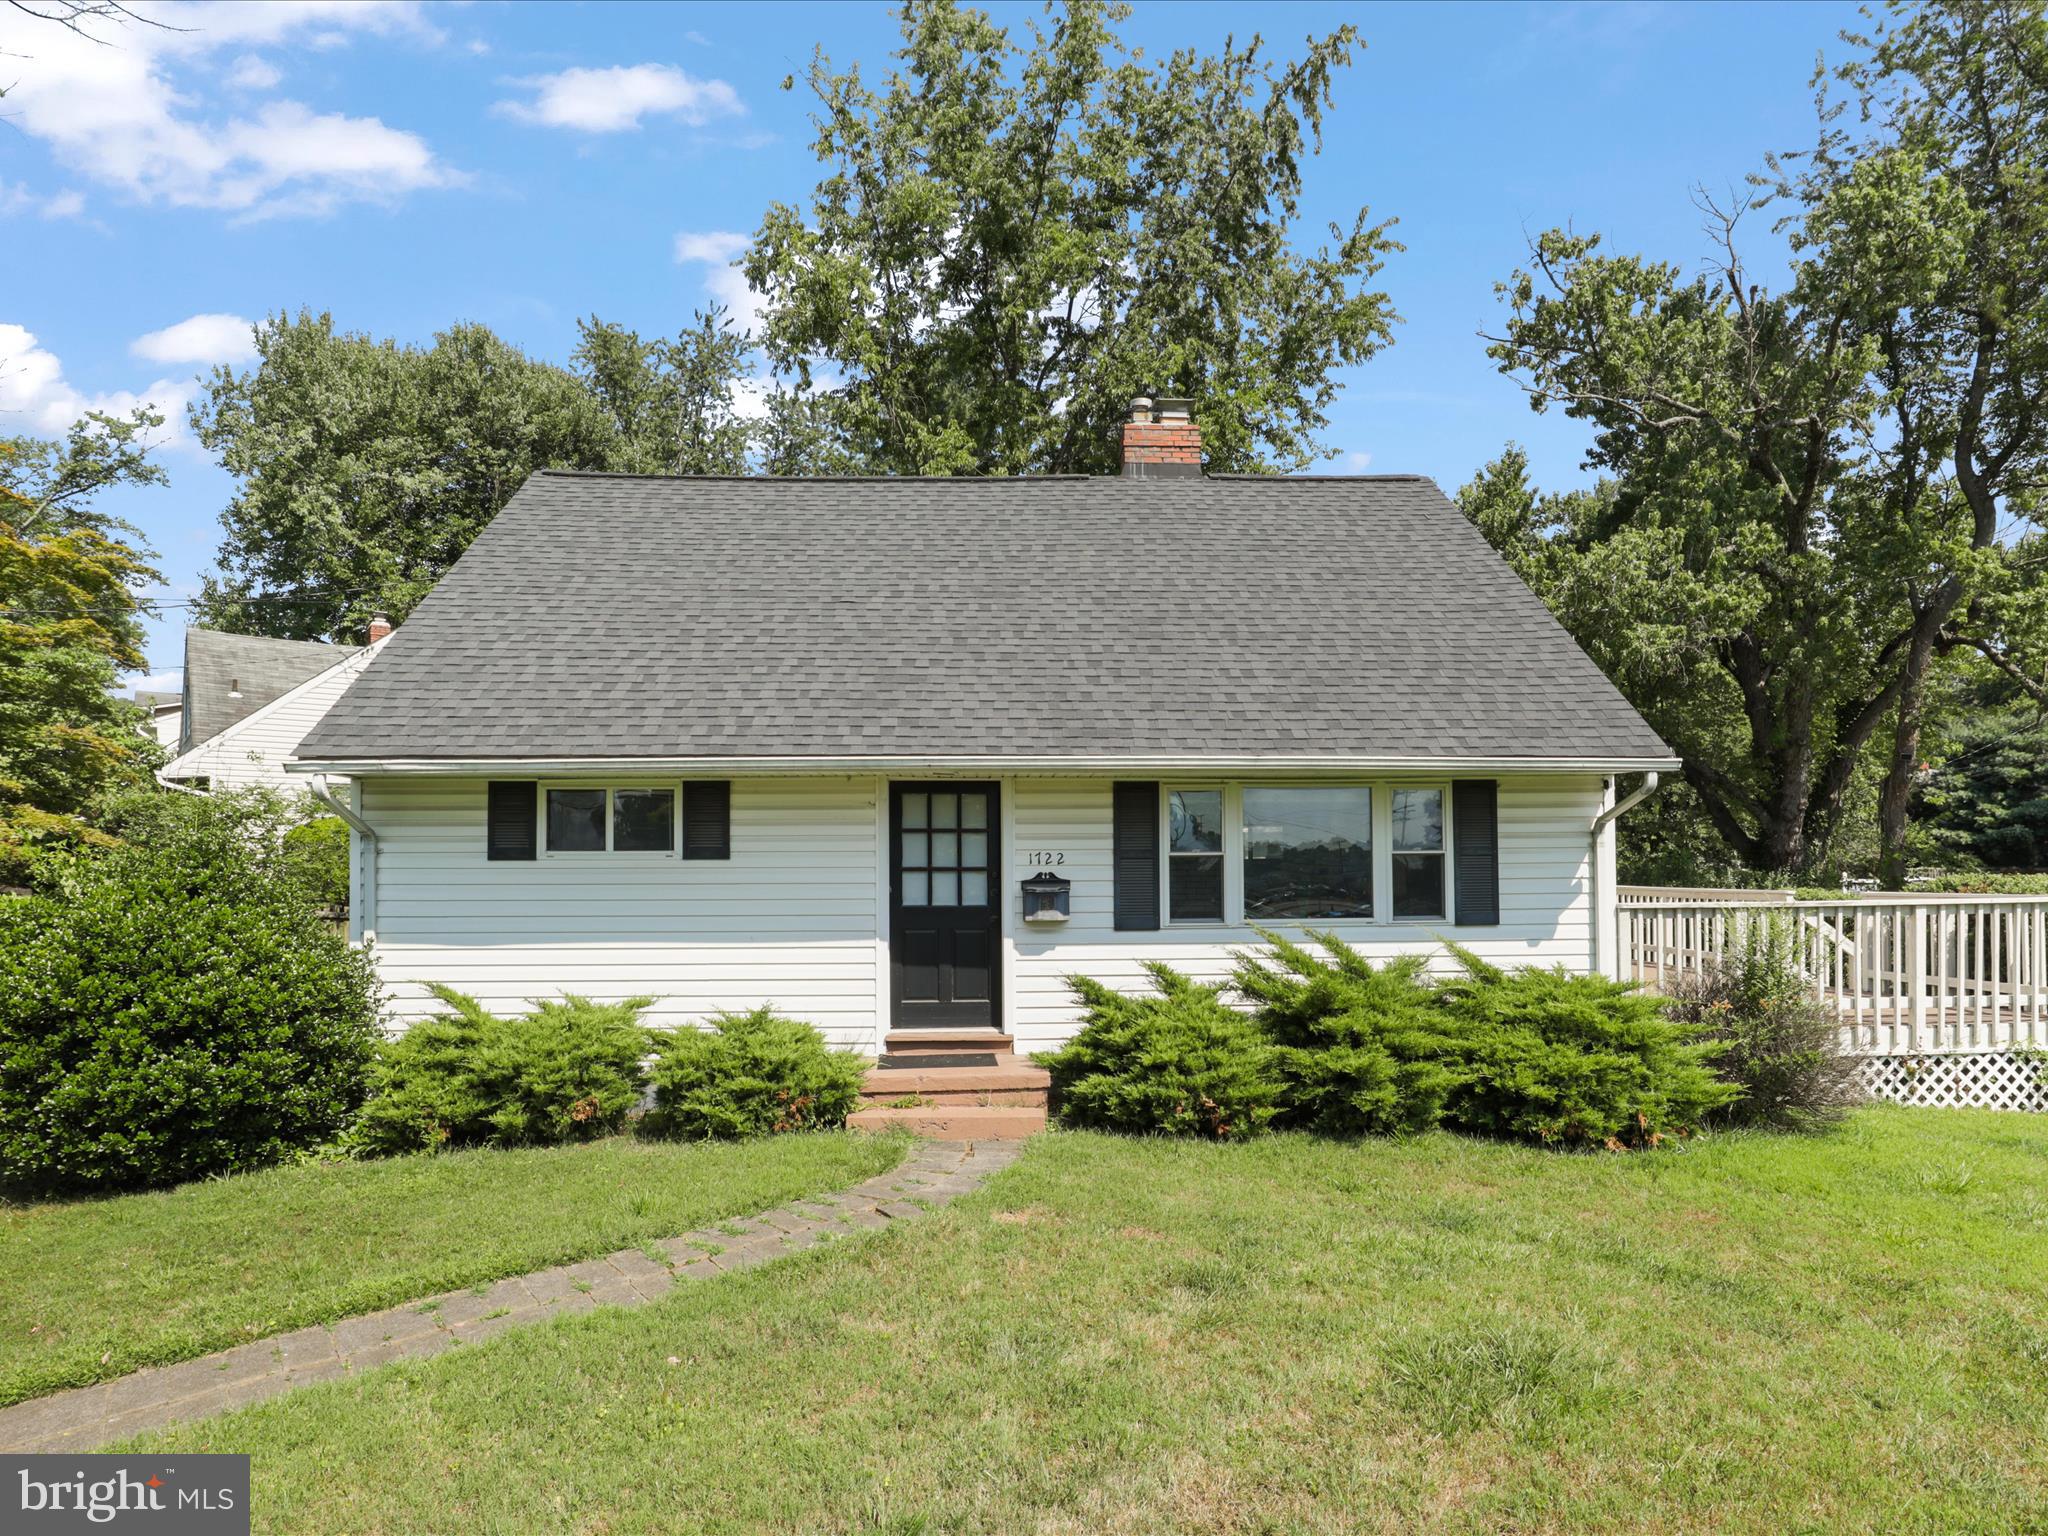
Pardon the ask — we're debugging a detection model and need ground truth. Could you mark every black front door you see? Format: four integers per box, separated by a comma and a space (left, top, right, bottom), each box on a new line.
890, 782, 999, 1029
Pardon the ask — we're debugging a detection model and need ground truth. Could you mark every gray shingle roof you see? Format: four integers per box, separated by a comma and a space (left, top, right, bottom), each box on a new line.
297, 471, 1673, 765
181, 628, 359, 753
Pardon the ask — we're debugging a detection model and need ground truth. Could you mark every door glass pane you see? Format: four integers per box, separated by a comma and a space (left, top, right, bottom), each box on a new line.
1169, 854, 1224, 921
901, 794, 928, 829
1393, 854, 1445, 919
960, 831, 988, 868
931, 870, 959, 906
1243, 786, 1372, 919
1168, 789, 1223, 852
1393, 788, 1444, 852
931, 831, 959, 868
612, 788, 675, 852
901, 832, 929, 867
546, 789, 605, 852
901, 871, 929, 906
960, 793, 987, 829
931, 795, 958, 829
960, 869, 988, 906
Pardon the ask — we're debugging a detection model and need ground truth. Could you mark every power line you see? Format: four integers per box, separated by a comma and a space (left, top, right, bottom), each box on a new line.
0, 587, 373, 620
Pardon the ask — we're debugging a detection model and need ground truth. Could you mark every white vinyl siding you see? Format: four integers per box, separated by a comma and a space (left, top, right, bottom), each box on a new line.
164, 647, 377, 791
353, 770, 1609, 1056
1005, 775, 1606, 1057
361, 775, 884, 1046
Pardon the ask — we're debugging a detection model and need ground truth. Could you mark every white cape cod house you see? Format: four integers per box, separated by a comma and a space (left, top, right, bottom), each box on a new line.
290, 401, 1679, 1055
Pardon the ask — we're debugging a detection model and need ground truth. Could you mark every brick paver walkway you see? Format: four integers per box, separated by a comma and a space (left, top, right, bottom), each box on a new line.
0, 1137, 1020, 1453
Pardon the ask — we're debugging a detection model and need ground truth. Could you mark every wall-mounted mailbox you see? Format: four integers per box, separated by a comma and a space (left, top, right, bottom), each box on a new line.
1020, 870, 1072, 923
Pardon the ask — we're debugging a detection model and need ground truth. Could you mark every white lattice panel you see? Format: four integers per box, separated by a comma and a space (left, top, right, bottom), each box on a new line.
1859, 1053, 2048, 1112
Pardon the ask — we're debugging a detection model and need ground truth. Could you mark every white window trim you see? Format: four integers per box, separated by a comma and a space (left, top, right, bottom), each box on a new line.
539, 781, 680, 859
1162, 779, 1456, 928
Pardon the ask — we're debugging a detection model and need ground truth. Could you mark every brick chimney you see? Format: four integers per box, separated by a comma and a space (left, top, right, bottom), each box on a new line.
367, 614, 393, 644
1120, 396, 1202, 479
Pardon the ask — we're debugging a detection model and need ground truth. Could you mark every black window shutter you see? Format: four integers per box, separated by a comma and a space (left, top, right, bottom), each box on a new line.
683, 781, 731, 860
1452, 779, 1500, 926
1112, 781, 1161, 931
486, 781, 536, 862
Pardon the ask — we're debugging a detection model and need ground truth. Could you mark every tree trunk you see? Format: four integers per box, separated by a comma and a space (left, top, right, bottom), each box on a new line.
1876, 616, 1942, 888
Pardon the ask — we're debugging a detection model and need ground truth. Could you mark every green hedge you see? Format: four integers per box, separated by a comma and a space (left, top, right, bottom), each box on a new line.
349, 986, 654, 1155
0, 790, 380, 1193
643, 1006, 867, 1139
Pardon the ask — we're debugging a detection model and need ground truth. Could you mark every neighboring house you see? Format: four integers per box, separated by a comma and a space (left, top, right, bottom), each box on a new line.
133, 691, 183, 751
162, 626, 385, 792
291, 399, 1679, 1052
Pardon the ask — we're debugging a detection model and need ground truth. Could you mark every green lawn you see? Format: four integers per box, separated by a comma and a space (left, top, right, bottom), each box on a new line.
117, 1107, 2048, 1534
2, 1132, 905, 1407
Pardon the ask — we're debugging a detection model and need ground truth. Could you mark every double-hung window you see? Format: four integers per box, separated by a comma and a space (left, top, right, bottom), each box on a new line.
1242, 786, 1373, 920
545, 786, 677, 855
1166, 788, 1225, 921
1390, 787, 1446, 919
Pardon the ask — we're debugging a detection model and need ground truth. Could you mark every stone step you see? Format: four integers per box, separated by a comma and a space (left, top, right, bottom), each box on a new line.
860, 1057, 1050, 1108
849, 1105, 1047, 1140
884, 1029, 1015, 1056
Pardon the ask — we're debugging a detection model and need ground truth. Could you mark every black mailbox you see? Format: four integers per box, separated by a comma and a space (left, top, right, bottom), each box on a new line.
1020, 870, 1072, 923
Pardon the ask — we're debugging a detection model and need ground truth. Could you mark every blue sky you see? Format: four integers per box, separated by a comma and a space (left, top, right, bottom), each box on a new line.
0, 0, 1864, 687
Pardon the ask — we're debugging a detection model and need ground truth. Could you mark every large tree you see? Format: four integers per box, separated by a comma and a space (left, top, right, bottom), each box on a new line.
572, 309, 755, 476
194, 313, 621, 640
0, 408, 163, 878
743, 0, 1399, 475
1475, 0, 2048, 883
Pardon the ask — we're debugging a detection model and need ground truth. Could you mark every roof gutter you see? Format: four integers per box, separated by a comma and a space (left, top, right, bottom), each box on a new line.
288, 753, 1685, 778
1590, 771, 1661, 979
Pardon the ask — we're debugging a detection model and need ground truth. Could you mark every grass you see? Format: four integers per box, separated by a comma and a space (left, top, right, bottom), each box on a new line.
118, 1106, 2048, 1533
1, 1131, 905, 1407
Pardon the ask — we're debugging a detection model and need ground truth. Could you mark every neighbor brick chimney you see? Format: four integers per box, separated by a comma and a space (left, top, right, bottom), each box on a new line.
367, 614, 393, 644
1120, 396, 1202, 479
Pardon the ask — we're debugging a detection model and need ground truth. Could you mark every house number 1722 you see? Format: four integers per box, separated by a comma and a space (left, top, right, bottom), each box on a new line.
1026, 851, 1065, 866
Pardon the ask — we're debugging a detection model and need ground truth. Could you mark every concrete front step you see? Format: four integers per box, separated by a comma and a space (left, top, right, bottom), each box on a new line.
849, 1105, 1047, 1139
884, 1029, 1015, 1056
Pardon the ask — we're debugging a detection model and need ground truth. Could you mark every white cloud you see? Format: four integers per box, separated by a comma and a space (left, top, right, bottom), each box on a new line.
1343, 451, 1374, 471
131, 314, 258, 367
0, 322, 198, 453
0, 1, 459, 219
225, 54, 282, 91
0, 182, 86, 220
673, 229, 761, 332
495, 64, 743, 133
127, 669, 184, 695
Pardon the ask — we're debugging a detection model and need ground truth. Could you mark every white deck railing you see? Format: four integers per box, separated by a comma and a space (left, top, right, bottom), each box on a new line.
1618, 889, 2048, 1055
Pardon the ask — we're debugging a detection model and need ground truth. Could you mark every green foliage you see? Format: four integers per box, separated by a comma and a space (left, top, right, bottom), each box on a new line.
281, 815, 350, 909
1432, 946, 1738, 1146
193, 311, 622, 640
572, 308, 757, 475
643, 1006, 867, 1140
350, 986, 654, 1156
1663, 917, 1862, 1131
0, 410, 166, 881
1472, 2, 2048, 882
0, 789, 380, 1193
745, 0, 1398, 475
1040, 965, 1280, 1139
1912, 673, 2048, 872
1232, 930, 1463, 1136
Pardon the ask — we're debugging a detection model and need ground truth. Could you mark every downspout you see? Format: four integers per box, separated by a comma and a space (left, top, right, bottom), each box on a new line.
306, 774, 377, 945
1589, 771, 1660, 980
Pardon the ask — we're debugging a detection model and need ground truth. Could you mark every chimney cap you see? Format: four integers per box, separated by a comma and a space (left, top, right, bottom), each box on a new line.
1153, 396, 1193, 421
367, 613, 394, 644
1127, 395, 1154, 423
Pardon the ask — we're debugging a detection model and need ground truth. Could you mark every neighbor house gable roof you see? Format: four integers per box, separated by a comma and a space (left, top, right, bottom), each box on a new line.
295, 471, 1675, 767
181, 627, 361, 753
